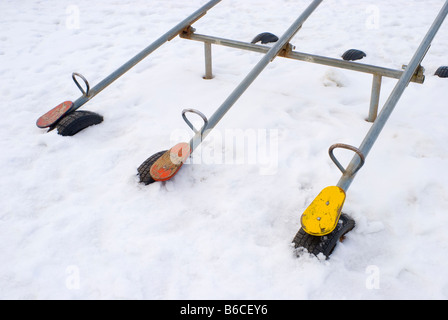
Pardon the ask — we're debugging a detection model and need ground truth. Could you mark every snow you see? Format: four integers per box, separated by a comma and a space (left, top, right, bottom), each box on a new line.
1, 0, 448, 300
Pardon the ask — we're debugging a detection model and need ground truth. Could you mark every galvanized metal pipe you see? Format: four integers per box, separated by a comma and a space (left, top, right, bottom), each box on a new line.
368, 74, 382, 122
204, 42, 213, 79
337, 0, 448, 192
69, 0, 222, 113
189, 0, 324, 150
181, 32, 425, 84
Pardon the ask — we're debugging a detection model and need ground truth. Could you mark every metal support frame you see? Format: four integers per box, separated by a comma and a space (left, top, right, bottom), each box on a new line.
180, 32, 426, 123
181, 32, 426, 84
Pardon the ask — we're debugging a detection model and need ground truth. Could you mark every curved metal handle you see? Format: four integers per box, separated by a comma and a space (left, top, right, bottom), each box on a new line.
182, 109, 208, 134
72, 72, 90, 97
329, 143, 365, 175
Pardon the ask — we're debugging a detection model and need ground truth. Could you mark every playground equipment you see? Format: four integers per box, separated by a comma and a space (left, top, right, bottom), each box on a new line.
137, 0, 448, 257
137, 0, 326, 184
36, 0, 448, 258
293, 0, 448, 257
36, 0, 222, 135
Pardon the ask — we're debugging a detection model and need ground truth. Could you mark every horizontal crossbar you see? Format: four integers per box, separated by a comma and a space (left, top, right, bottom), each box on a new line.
180, 32, 425, 84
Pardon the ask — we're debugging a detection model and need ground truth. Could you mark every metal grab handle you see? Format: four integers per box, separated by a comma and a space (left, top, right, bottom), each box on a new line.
72, 73, 90, 97
182, 109, 208, 134
329, 143, 365, 175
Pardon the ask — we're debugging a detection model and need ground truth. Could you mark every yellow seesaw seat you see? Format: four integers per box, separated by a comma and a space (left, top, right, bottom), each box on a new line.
301, 186, 346, 236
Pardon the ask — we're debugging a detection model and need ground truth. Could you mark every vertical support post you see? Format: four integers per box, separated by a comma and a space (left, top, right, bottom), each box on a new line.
204, 42, 213, 79
367, 74, 382, 122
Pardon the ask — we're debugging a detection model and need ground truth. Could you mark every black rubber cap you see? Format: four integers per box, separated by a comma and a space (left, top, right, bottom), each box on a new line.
56, 110, 103, 136
342, 49, 367, 61
292, 213, 356, 259
435, 66, 448, 78
137, 150, 168, 185
251, 32, 279, 44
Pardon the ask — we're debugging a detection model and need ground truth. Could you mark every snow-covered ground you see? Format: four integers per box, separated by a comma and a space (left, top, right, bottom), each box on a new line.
1, 0, 448, 300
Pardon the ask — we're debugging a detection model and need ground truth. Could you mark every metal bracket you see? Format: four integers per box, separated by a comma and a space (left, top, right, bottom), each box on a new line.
278, 43, 296, 58
329, 143, 365, 175
72, 73, 90, 97
403, 64, 426, 84
182, 109, 208, 134
178, 26, 197, 40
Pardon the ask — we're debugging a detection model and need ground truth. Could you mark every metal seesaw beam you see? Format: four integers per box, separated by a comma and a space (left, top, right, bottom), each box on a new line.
37, 0, 222, 128
336, 0, 448, 192
188, 0, 324, 151
70, 0, 222, 112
